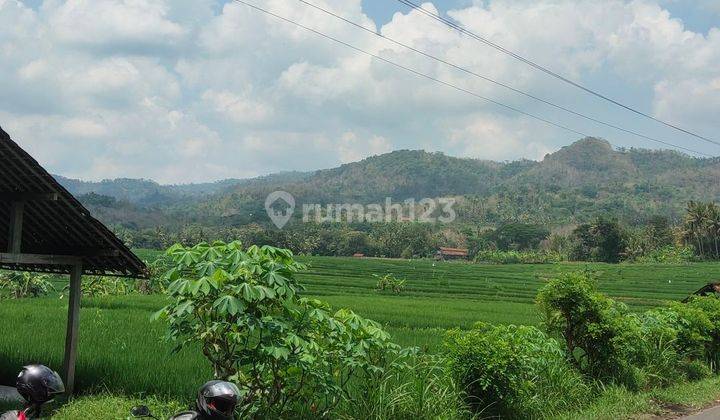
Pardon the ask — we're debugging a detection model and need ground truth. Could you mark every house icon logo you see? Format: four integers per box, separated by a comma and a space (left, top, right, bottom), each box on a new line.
264, 191, 295, 229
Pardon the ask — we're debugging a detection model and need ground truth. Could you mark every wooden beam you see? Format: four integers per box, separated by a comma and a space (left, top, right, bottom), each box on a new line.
0, 253, 81, 266
62, 264, 82, 395
0, 192, 58, 202
67, 249, 121, 258
7, 201, 24, 253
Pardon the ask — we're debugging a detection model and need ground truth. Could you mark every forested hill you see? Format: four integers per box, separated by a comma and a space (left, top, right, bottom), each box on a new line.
55, 137, 720, 228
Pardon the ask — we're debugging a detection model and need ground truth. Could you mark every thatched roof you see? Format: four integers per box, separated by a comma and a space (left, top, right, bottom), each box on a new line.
683, 282, 720, 302
0, 126, 146, 277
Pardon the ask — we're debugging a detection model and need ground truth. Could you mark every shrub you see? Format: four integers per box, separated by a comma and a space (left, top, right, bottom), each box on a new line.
154, 241, 410, 418
137, 256, 173, 294
629, 245, 695, 264
474, 250, 563, 264
374, 274, 406, 294
62, 276, 133, 298
443, 322, 588, 418
536, 271, 648, 388
537, 272, 720, 389
0, 271, 54, 298
680, 297, 720, 370
633, 310, 683, 387
342, 354, 469, 420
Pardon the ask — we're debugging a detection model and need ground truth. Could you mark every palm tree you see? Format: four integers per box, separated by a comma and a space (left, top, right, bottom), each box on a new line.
684, 201, 706, 259
705, 203, 720, 260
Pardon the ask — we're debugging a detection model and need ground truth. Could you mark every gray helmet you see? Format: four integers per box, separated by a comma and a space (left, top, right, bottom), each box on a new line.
196, 380, 240, 419
16, 365, 65, 404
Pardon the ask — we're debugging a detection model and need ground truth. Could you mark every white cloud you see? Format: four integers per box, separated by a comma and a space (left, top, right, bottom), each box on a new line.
653, 77, 720, 130
201, 89, 274, 124
0, 0, 717, 183
338, 131, 393, 163
61, 118, 108, 138
447, 113, 553, 161
45, 0, 186, 51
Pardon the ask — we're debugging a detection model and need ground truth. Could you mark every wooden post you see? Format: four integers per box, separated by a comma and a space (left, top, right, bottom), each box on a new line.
62, 264, 82, 394
7, 201, 24, 253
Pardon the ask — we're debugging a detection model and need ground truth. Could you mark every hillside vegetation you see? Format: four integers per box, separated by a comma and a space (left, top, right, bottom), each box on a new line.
57, 138, 720, 232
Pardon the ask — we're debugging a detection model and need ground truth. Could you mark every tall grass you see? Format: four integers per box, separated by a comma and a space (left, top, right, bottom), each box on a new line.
339, 355, 470, 420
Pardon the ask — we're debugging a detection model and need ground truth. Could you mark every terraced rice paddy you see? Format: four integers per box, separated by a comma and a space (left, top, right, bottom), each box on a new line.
1, 252, 718, 399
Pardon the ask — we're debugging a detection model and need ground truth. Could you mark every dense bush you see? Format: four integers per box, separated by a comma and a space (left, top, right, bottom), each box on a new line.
474, 249, 563, 264
64, 276, 134, 297
678, 297, 720, 371
536, 272, 637, 384
444, 322, 588, 418
538, 271, 720, 390
0, 271, 54, 298
137, 256, 172, 294
154, 241, 412, 418
342, 354, 468, 419
628, 245, 694, 264
374, 273, 406, 294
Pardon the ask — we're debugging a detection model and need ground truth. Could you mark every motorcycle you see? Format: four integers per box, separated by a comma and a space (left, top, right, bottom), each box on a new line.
128, 380, 240, 420
0, 365, 65, 420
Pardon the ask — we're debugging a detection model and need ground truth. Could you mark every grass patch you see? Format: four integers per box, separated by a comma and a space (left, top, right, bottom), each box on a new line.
1, 255, 718, 409
49, 394, 185, 420
556, 376, 720, 419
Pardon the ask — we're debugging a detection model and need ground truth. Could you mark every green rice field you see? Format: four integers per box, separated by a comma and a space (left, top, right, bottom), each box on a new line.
1, 251, 718, 400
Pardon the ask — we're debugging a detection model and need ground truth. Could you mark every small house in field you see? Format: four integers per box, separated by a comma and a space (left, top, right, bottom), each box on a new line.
352, 253, 365, 258
435, 247, 469, 260
683, 282, 720, 302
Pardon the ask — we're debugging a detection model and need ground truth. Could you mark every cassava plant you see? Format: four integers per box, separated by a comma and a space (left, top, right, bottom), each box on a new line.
153, 241, 411, 418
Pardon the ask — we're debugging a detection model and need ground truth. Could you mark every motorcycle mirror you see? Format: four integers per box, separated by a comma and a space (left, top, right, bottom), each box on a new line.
130, 405, 152, 417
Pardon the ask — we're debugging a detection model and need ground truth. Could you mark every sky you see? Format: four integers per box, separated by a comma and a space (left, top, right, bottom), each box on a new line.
1, 0, 719, 183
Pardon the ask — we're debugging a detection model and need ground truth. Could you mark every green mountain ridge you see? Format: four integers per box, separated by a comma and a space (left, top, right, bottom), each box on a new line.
55, 137, 720, 230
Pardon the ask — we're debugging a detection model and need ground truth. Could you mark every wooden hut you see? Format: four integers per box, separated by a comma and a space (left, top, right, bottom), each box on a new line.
683, 282, 720, 302
435, 247, 469, 260
0, 126, 147, 394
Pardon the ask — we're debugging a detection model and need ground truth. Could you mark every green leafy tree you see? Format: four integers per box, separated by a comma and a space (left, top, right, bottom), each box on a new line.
154, 241, 410, 418
536, 271, 642, 386
571, 217, 626, 262
485, 223, 550, 251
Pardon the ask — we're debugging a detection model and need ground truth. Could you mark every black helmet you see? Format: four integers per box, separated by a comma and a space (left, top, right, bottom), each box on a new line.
16, 365, 65, 405
196, 380, 240, 419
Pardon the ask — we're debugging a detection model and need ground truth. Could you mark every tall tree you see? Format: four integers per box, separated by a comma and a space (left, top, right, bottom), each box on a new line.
705, 203, 720, 259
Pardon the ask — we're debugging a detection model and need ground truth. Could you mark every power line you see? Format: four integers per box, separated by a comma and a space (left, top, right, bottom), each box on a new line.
395, 0, 720, 148
230, 0, 709, 157
297, 0, 711, 156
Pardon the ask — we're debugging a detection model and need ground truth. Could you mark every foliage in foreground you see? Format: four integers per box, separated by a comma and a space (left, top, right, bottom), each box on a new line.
339, 354, 469, 420
444, 323, 588, 418
537, 271, 720, 390
154, 241, 413, 418
442, 271, 720, 418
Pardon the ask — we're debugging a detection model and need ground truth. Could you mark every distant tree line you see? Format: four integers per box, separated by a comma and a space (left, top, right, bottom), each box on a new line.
112, 201, 720, 263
